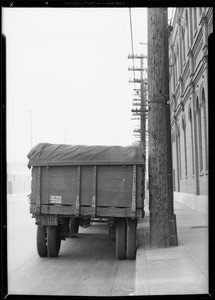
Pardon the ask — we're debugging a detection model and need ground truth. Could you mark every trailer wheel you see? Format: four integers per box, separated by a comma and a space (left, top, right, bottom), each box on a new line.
126, 218, 137, 260
47, 226, 61, 257
116, 218, 126, 259
37, 225, 47, 257
70, 217, 80, 233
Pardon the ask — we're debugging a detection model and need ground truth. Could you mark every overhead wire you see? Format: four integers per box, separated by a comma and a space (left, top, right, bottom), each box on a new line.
129, 8, 136, 91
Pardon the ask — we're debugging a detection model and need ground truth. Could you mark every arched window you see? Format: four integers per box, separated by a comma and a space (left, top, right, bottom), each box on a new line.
189, 9, 193, 45
202, 88, 208, 171
196, 97, 203, 173
193, 8, 197, 31
182, 27, 186, 64
176, 124, 182, 179
172, 62, 175, 89
172, 46, 177, 88
189, 107, 195, 176
176, 43, 179, 80
185, 10, 190, 50
182, 114, 188, 177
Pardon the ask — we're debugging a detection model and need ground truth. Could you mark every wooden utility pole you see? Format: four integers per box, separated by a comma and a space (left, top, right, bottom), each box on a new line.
147, 8, 178, 247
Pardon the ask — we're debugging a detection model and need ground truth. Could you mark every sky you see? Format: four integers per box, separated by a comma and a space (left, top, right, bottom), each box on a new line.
3, 7, 173, 163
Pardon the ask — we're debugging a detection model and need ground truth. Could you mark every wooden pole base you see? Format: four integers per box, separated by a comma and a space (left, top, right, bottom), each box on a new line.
169, 214, 178, 246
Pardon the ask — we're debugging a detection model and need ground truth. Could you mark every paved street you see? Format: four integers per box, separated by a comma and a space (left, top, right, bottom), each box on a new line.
7, 192, 209, 296
7, 193, 136, 296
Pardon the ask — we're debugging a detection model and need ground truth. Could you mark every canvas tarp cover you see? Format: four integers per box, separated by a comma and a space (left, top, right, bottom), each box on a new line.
27, 143, 145, 167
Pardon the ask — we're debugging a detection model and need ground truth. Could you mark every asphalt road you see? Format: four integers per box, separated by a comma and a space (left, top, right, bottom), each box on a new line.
7, 193, 136, 296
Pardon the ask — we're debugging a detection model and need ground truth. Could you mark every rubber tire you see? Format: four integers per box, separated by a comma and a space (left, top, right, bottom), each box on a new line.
47, 226, 61, 257
126, 218, 137, 260
70, 217, 80, 233
116, 218, 126, 259
37, 225, 47, 257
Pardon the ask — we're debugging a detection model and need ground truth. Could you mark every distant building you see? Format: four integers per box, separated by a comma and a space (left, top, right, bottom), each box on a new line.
7, 162, 31, 194
169, 7, 212, 213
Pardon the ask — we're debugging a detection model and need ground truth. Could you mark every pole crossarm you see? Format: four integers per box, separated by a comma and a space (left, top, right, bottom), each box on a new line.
129, 79, 148, 83
131, 109, 148, 113
128, 54, 147, 59
128, 67, 148, 72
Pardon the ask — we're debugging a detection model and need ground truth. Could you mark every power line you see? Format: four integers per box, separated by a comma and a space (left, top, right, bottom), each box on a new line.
24, 109, 37, 149
129, 8, 136, 90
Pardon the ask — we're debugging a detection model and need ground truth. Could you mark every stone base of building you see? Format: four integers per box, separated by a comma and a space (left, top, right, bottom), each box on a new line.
174, 191, 208, 215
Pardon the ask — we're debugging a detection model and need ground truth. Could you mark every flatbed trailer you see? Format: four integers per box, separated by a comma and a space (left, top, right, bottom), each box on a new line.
28, 143, 145, 260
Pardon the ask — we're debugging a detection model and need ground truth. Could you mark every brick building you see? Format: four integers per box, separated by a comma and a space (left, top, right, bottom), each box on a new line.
169, 7, 212, 213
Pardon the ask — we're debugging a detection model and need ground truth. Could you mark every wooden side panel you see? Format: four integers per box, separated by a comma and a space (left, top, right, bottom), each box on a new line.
31, 164, 145, 212
136, 165, 145, 208
80, 166, 95, 205
30, 204, 144, 218
30, 167, 38, 204
96, 165, 133, 207
40, 166, 77, 206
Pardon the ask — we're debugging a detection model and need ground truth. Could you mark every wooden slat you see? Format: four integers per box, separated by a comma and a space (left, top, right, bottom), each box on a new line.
91, 166, 97, 217
36, 167, 41, 214
30, 164, 145, 217
75, 166, 81, 216
131, 165, 137, 217
30, 204, 143, 218
45, 166, 77, 177
97, 165, 133, 180
136, 166, 144, 208
41, 177, 77, 190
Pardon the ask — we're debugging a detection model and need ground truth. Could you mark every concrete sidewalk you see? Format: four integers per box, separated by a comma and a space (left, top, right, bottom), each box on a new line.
135, 201, 208, 295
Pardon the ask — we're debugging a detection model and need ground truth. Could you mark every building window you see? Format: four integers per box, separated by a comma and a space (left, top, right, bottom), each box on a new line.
196, 97, 203, 173
182, 115, 188, 177
176, 43, 179, 81
171, 46, 177, 89
177, 125, 182, 179
173, 169, 176, 191
177, 43, 180, 76
202, 88, 208, 171
193, 8, 197, 32
182, 27, 186, 64
172, 63, 175, 88
185, 9, 190, 49
189, 9, 193, 45
189, 108, 195, 176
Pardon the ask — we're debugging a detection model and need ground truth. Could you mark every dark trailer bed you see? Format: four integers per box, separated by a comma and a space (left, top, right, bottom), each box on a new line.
28, 143, 145, 260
